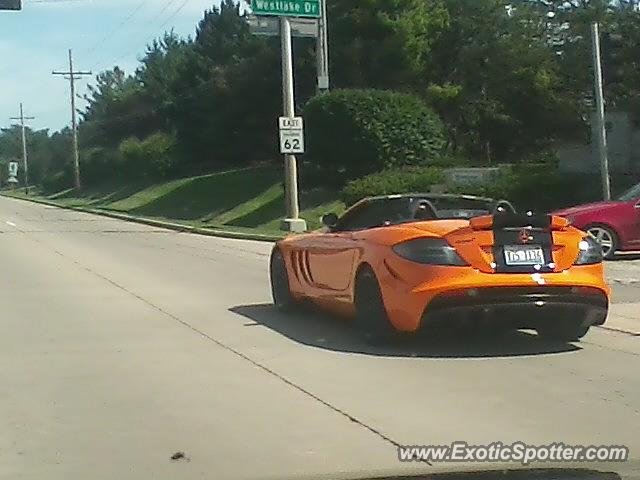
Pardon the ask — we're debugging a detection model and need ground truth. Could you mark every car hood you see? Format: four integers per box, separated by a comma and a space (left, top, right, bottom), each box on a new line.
274, 464, 634, 480
553, 201, 620, 217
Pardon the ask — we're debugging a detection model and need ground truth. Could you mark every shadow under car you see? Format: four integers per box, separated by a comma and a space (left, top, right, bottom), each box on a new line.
229, 304, 582, 359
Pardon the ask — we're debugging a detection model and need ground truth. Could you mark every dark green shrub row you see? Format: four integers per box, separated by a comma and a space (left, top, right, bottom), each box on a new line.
341, 167, 445, 206
119, 132, 177, 180
41, 169, 73, 194
341, 163, 639, 212
78, 133, 178, 187
452, 166, 639, 212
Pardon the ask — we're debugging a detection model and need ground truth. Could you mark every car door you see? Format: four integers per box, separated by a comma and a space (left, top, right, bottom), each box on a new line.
305, 197, 411, 293
607, 200, 640, 249
305, 232, 359, 293
304, 205, 368, 293
625, 199, 640, 247
614, 184, 640, 248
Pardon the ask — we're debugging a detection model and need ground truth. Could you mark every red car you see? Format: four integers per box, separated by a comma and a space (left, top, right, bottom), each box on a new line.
553, 182, 640, 259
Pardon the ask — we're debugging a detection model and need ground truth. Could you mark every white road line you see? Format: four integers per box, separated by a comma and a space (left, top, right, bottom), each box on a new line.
6, 221, 16, 227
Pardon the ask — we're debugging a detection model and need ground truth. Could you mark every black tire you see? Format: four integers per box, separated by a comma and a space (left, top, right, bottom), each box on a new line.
354, 266, 396, 343
585, 224, 619, 260
536, 320, 590, 342
270, 249, 296, 312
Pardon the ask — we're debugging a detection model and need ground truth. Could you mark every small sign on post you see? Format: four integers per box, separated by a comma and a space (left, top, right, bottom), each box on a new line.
8, 161, 19, 185
8, 161, 18, 178
247, 15, 319, 38
279, 117, 305, 154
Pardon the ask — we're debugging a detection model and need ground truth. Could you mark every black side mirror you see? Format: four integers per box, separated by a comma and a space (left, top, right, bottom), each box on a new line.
321, 213, 339, 228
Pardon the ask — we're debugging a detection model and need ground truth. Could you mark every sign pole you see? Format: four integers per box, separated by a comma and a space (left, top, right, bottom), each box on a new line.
316, 0, 329, 91
280, 16, 306, 232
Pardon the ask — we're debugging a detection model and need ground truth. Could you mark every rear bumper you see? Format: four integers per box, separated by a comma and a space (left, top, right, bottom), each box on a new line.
422, 286, 608, 331
376, 259, 610, 333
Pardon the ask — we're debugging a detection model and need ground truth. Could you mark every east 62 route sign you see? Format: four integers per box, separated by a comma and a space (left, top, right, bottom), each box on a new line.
279, 117, 304, 154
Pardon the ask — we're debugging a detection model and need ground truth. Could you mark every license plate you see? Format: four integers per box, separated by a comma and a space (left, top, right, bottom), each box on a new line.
503, 245, 545, 266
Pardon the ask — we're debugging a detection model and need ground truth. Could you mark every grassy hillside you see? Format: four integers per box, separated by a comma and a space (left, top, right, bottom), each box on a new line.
15, 166, 346, 235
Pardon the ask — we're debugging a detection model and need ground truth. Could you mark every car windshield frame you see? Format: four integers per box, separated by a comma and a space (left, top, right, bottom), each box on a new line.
332, 195, 496, 232
617, 183, 640, 202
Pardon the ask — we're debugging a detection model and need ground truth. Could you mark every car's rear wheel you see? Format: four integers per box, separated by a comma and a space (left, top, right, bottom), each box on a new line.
270, 249, 297, 312
586, 225, 618, 260
536, 319, 590, 342
354, 266, 396, 343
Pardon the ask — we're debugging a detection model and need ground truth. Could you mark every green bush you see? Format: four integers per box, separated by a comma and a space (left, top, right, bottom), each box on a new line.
304, 89, 446, 180
119, 132, 177, 179
451, 168, 638, 213
41, 169, 72, 194
341, 167, 445, 206
80, 147, 114, 186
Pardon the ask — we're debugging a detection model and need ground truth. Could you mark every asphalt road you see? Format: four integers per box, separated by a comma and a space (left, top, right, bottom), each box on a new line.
1, 196, 639, 480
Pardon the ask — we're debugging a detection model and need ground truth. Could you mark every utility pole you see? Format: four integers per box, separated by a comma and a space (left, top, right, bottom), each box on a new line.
9, 103, 35, 195
316, 0, 330, 92
591, 22, 612, 201
53, 49, 92, 191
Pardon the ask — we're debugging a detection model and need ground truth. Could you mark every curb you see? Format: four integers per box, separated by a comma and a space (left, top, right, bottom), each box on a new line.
3, 193, 637, 279
1, 193, 284, 243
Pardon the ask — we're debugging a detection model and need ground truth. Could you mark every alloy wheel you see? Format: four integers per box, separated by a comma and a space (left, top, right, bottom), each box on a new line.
587, 226, 615, 259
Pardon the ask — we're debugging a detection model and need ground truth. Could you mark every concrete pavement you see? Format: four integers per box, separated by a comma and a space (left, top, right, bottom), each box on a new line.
0, 196, 639, 480
604, 260, 640, 335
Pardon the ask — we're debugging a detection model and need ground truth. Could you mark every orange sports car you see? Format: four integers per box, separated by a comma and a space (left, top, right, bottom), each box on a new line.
269, 194, 610, 342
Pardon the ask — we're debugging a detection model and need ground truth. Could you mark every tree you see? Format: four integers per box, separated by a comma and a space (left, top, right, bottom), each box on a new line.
80, 67, 153, 150
327, 0, 448, 89
426, 0, 583, 162
168, 0, 287, 168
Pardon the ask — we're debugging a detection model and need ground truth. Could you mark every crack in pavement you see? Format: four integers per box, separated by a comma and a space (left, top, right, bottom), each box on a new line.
597, 325, 640, 337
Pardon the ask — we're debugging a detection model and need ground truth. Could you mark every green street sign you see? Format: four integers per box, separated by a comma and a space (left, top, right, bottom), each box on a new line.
251, 0, 320, 18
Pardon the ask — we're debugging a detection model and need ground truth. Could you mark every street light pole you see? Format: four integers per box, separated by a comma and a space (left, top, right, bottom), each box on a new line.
591, 22, 612, 201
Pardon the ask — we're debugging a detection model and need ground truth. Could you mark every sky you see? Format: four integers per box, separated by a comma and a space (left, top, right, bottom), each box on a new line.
0, 0, 223, 132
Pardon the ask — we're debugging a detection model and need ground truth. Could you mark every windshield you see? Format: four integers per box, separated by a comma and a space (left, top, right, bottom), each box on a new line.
334, 196, 495, 231
1, 1, 639, 480
617, 183, 640, 202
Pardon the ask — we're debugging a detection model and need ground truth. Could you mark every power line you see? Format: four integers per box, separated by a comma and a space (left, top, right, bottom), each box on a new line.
89, 0, 181, 72
109, 0, 191, 71
157, 0, 190, 32
148, 0, 182, 26
84, 0, 151, 66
